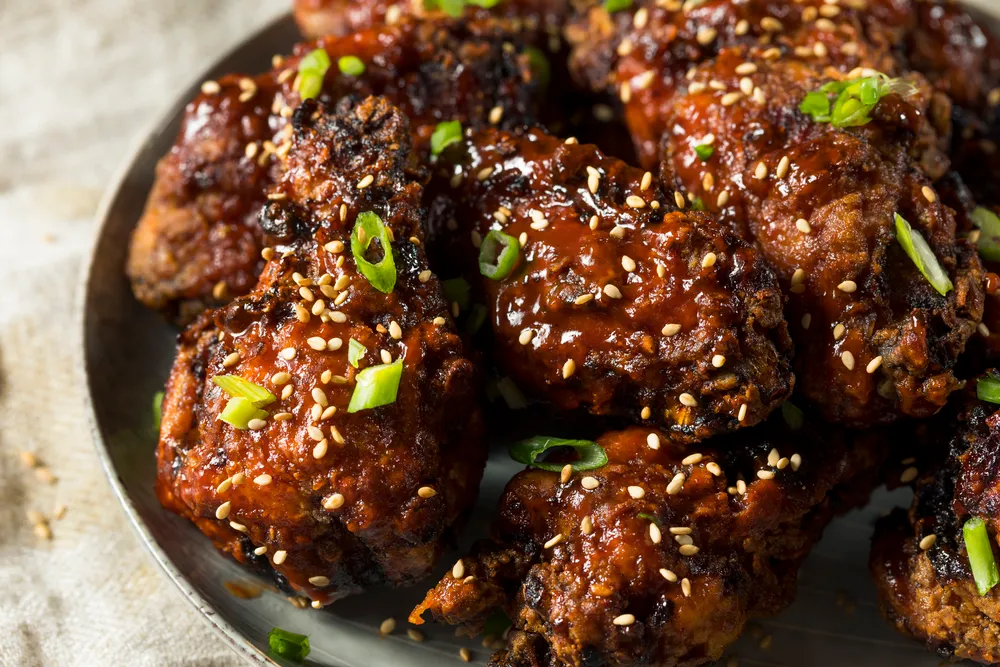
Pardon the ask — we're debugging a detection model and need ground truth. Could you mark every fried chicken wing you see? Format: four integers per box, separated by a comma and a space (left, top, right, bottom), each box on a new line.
424, 126, 794, 441
127, 16, 539, 323
870, 375, 1000, 664
412, 418, 888, 666
155, 96, 484, 604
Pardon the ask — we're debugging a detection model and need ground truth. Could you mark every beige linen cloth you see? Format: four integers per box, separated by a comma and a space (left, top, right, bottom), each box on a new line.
0, 2, 284, 664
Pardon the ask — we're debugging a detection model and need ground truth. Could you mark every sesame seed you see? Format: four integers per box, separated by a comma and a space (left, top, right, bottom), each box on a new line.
767, 448, 780, 466
641, 172, 653, 191
626, 195, 646, 209
660, 568, 678, 582
641, 406, 651, 419
380, 618, 396, 635
682, 453, 703, 465
433, 316, 446, 326
560, 464, 573, 484
357, 174, 374, 189
675, 534, 693, 546
760, 16, 783, 31
841, 351, 855, 370
838, 280, 857, 293
689, 81, 707, 94
628, 485, 645, 499
313, 439, 328, 459
544, 534, 564, 549
588, 170, 600, 194
647, 433, 661, 449
309, 576, 330, 586
610, 224, 626, 238
417, 486, 437, 498
380, 350, 392, 364
230, 521, 247, 533
735, 18, 750, 35
603, 284, 623, 299
216, 478, 233, 494
740, 77, 754, 95
833, 324, 845, 340
717, 190, 730, 207
407, 629, 424, 642
281, 385, 293, 400
254, 474, 272, 486
681, 578, 692, 596
753, 162, 768, 180
312, 387, 328, 407
334, 275, 350, 290
452, 559, 465, 579
707, 462, 722, 476
757, 470, 775, 480
562, 359, 577, 379
389, 321, 403, 340
590, 215, 601, 230
900, 467, 918, 483
613, 614, 636, 626
489, 105, 504, 124
622, 255, 636, 272
921, 186, 937, 203
711, 354, 726, 368
519, 329, 535, 346
679, 393, 698, 407
801, 313, 812, 329
980, 322, 992, 337
662, 323, 681, 336
777, 457, 789, 469
790, 454, 802, 471
721, 91, 743, 106
649, 522, 662, 544
477, 166, 494, 181
201, 80, 221, 95
679, 544, 700, 556
222, 351, 241, 368
307, 336, 326, 351
702, 252, 717, 268
581, 515, 594, 535
633, 6, 648, 28
254, 546, 267, 556
702, 172, 715, 190
215, 502, 231, 520
459, 648, 472, 663
232, 472, 246, 485
323, 493, 345, 510
581, 476, 600, 490
574, 293, 595, 305
674, 191, 687, 207
866, 356, 883, 373
280, 347, 296, 360
760, 635, 772, 650
667, 473, 686, 495
795, 218, 812, 233
307, 426, 325, 442
735, 63, 758, 75
919, 534, 937, 550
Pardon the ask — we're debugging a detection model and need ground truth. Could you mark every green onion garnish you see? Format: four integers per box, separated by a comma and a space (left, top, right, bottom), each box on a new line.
153, 391, 164, 431
894, 213, 953, 296
347, 359, 403, 412
781, 401, 804, 430
972, 207, 1000, 262
425, 0, 465, 16
690, 198, 706, 211
799, 73, 913, 128
604, 0, 632, 11
694, 144, 714, 161
268, 627, 310, 662
443, 277, 471, 311
297, 48, 331, 101
468, 0, 502, 6
430, 120, 463, 156
978, 376, 1000, 404
525, 46, 551, 91
478, 230, 520, 280
213, 375, 276, 407
219, 397, 268, 430
348, 338, 366, 368
509, 436, 609, 472
637, 512, 660, 524
338, 55, 365, 77
351, 211, 396, 293
495, 377, 526, 409
963, 517, 1000, 596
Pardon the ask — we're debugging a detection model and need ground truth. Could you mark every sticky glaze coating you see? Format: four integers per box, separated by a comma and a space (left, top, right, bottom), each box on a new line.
411, 419, 888, 667
871, 376, 1000, 664
155, 97, 484, 604
127, 16, 538, 323
425, 127, 794, 441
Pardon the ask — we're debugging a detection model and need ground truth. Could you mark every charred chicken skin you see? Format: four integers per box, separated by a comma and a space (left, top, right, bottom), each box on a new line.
127, 15, 538, 323
871, 375, 1000, 664
424, 126, 794, 441
156, 96, 485, 604
412, 419, 888, 667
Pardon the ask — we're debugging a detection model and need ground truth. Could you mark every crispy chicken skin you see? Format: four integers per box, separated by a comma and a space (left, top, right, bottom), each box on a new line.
871, 376, 1000, 664
127, 16, 538, 323
657, 50, 984, 426
425, 127, 794, 441
155, 96, 485, 604
412, 419, 888, 667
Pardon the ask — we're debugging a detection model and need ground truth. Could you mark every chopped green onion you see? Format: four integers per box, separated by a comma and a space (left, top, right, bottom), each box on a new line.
495, 377, 527, 409
351, 211, 396, 293
894, 213, 953, 296
466, 303, 488, 335
781, 401, 804, 430
690, 198, 706, 212
468, 0, 502, 6
978, 376, 1000, 404
963, 517, 1000, 596
972, 207, 1000, 262
152, 391, 164, 431
431, 120, 463, 156
694, 144, 714, 161
268, 627, 310, 662
509, 436, 609, 472
348, 338, 366, 368
524, 46, 551, 91
219, 397, 268, 430
799, 91, 832, 122
212, 375, 276, 407
604, 0, 632, 11
430, 0, 465, 16
347, 359, 403, 412
337, 55, 365, 77
443, 277, 471, 310
478, 230, 520, 280
800, 73, 913, 128
297, 48, 331, 101
637, 512, 660, 524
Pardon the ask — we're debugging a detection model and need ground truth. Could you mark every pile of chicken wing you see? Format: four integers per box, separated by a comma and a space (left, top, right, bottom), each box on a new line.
132, 0, 1000, 664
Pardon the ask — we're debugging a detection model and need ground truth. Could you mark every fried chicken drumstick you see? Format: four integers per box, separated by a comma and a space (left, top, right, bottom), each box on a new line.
412, 419, 888, 667
156, 96, 484, 604
127, 16, 538, 323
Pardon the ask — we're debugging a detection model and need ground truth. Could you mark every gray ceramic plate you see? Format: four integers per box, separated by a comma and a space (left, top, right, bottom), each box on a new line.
80, 5, 998, 666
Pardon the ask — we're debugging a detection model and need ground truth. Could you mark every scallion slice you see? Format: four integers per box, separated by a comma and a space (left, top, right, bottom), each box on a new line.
509, 436, 609, 472
781, 401, 804, 430
213, 374, 276, 407
268, 627, 311, 662
297, 48, 331, 101
637, 512, 660, 524
894, 213, 953, 296
604, 0, 632, 11
348, 338, 366, 368
978, 376, 1000, 404
694, 144, 714, 161
347, 359, 403, 412
468, 0, 502, 6
800, 73, 913, 128
431, 120, 463, 156
524, 46, 551, 91
153, 391, 165, 431
478, 230, 520, 280
219, 397, 268, 430
972, 207, 1000, 262
425, 0, 465, 16
338, 55, 365, 77
351, 211, 396, 293
495, 376, 526, 409
963, 517, 1000, 596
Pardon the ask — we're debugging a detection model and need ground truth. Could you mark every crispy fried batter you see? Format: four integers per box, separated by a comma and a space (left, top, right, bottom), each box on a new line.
155, 97, 485, 604
412, 419, 888, 667
871, 376, 1000, 664
425, 127, 793, 441
127, 16, 538, 322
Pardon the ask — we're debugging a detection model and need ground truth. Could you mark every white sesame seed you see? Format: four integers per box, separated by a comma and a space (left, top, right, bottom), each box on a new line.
707, 462, 722, 476
841, 351, 855, 370
272, 372, 291, 386
721, 91, 743, 106
603, 284, 623, 299
767, 448, 780, 466
610, 224, 626, 238
681, 578, 692, 596
660, 568, 678, 582
231, 472, 246, 485
790, 453, 802, 471
649, 522, 662, 544
574, 293, 595, 305
711, 354, 726, 368
757, 470, 775, 480
628, 485, 645, 499
795, 218, 812, 233
696, 26, 717, 45
280, 347, 296, 360
254, 546, 267, 556
866, 356, 883, 374
641, 172, 653, 191
702, 252, 717, 268
407, 629, 424, 642
215, 502, 231, 520
613, 614, 636, 626
307, 336, 326, 351
717, 190, 730, 207
307, 425, 325, 442
452, 559, 466, 579
682, 453, 703, 465
626, 195, 646, 209
313, 439, 328, 459
662, 323, 681, 336
489, 105, 504, 124
622, 255, 637, 272
324, 493, 345, 510
357, 174, 374, 189
230, 521, 247, 533
417, 486, 437, 498
312, 387, 328, 407
217, 478, 233, 494
801, 313, 812, 329
919, 534, 937, 550
679, 544, 700, 556
379, 618, 396, 635
281, 384, 293, 400
647, 433, 660, 449
581, 515, 594, 535
675, 534, 693, 546
679, 393, 698, 407
222, 352, 241, 368
980, 322, 992, 337
562, 359, 577, 379
581, 476, 600, 490
674, 191, 687, 208
544, 534, 564, 549
838, 280, 857, 293
900, 467, 919, 483
254, 474, 272, 486
740, 77, 754, 95
667, 473, 686, 495
921, 186, 937, 203
459, 648, 472, 663
560, 464, 573, 484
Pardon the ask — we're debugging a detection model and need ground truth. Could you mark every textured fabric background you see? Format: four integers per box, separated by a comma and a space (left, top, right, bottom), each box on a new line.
0, 2, 283, 665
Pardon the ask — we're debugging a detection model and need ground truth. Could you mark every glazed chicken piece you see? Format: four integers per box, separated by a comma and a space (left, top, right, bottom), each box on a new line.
412, 418, 889, 667
127, 16, 539, 323
424, 127, 794, 442
871, 374, 1000, 664
156, 96, 485, 604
